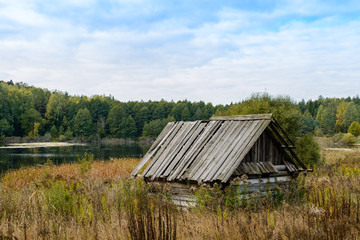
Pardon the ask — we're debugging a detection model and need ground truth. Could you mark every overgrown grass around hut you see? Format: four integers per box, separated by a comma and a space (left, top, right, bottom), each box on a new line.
1, 150, 360, 239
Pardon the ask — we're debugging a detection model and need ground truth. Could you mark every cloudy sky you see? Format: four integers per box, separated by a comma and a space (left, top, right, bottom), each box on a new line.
0, 0, 359, 104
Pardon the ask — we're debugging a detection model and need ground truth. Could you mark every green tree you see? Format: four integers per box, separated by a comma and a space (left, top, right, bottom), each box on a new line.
143, 116, 175, 138
0, 119, 11, 136
181, 107, 191, 121
341, 133, 356, 144
46, 93, 67, 125
315, 105, 325, 126
89, 96, 110, 122
32, 88, 51, 117
73, 108, 93, 138
6, 85, 33, 136
107, 104, 125, 137
348, 121, 360, 137
343, 102, 359, 131
20, 109, 42, 136
124, 115, 137, 138
216, 93, 302, 138
50, 125, 59, 139
295, 133, 320, 167
300, 110, 319, 135
322, 102, 337, 135
335, 101, 349, 132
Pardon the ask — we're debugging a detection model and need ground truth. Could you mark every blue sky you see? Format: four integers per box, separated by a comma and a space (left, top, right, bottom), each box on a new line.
1, 0, 360, 104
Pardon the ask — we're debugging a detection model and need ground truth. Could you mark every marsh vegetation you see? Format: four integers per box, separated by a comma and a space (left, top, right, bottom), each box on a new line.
0, 148, 360, 239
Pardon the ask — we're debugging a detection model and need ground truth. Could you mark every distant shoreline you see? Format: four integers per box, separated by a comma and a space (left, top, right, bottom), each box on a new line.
0, 142, 87, 149
0, 137, 154, 148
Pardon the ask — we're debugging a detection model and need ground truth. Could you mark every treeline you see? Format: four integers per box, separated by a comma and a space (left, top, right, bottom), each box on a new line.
1, 80, 360, 143
0, 80, 221, 140
298, 96, 360, 136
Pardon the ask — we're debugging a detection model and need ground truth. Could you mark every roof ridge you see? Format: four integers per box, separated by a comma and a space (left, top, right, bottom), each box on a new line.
210, 114, 273, 121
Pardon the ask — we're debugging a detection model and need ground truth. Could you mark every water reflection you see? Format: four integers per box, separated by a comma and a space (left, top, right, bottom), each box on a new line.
0, 143, 149, 172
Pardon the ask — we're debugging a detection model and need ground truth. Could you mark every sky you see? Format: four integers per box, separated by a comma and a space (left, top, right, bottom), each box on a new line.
0, 0, 360, 105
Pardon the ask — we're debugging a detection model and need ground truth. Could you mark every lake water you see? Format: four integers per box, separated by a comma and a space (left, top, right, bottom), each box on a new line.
0, 142, 150, 172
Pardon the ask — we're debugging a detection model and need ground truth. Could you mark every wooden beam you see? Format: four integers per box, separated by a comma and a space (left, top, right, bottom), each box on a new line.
210, 114, 273, 121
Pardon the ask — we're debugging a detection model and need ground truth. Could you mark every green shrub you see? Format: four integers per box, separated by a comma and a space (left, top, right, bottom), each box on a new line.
44, 180, 75, 216
341, 133, 356, 144
295, 134, 321, 167
332, 133, 344, 143
77, 152, 94, 176
348, 121, 360, 137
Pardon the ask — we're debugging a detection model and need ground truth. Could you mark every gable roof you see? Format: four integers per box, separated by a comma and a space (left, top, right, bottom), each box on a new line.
132, 114, 306, 184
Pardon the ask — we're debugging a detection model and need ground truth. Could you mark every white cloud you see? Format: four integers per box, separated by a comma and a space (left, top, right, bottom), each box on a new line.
0, 1, 360, 104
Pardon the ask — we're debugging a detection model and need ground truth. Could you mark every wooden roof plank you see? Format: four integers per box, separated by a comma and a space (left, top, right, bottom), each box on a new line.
250, 162, 261, 174
246, 163, 256, 174
167, 122, 207, 181
174, 121, 220, 180
193, 121, 241, 181
161, 121, 202, 177
237, 164, 247, 175
148, 121, 175, 152
187, 121, 233, 180
171, 121, 216, 180
212, 120, 264, 180
264, 162, 278, 173
202, 120, 255, 182
240, 163, 250, 174
150, 122, 195, 180
153, 121, 198, 179
181, 120, 223, 180
259, 162, 270, 173
131, 122, 176, 177
203, 120, 255, 182
218, 119, 271, 183
257, 162, 267, 173
143, 121, 185, 177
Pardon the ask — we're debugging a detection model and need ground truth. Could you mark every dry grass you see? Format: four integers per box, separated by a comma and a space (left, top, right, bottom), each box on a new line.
1, 157, 139, 189
1, 149, 360, 239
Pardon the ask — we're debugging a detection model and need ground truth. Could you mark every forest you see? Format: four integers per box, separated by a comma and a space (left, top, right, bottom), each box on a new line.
0, 80, 220, 140
1, 80, 360, 145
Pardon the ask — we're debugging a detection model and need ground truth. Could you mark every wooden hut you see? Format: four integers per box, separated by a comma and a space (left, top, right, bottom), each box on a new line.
132, 114, 308, 206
